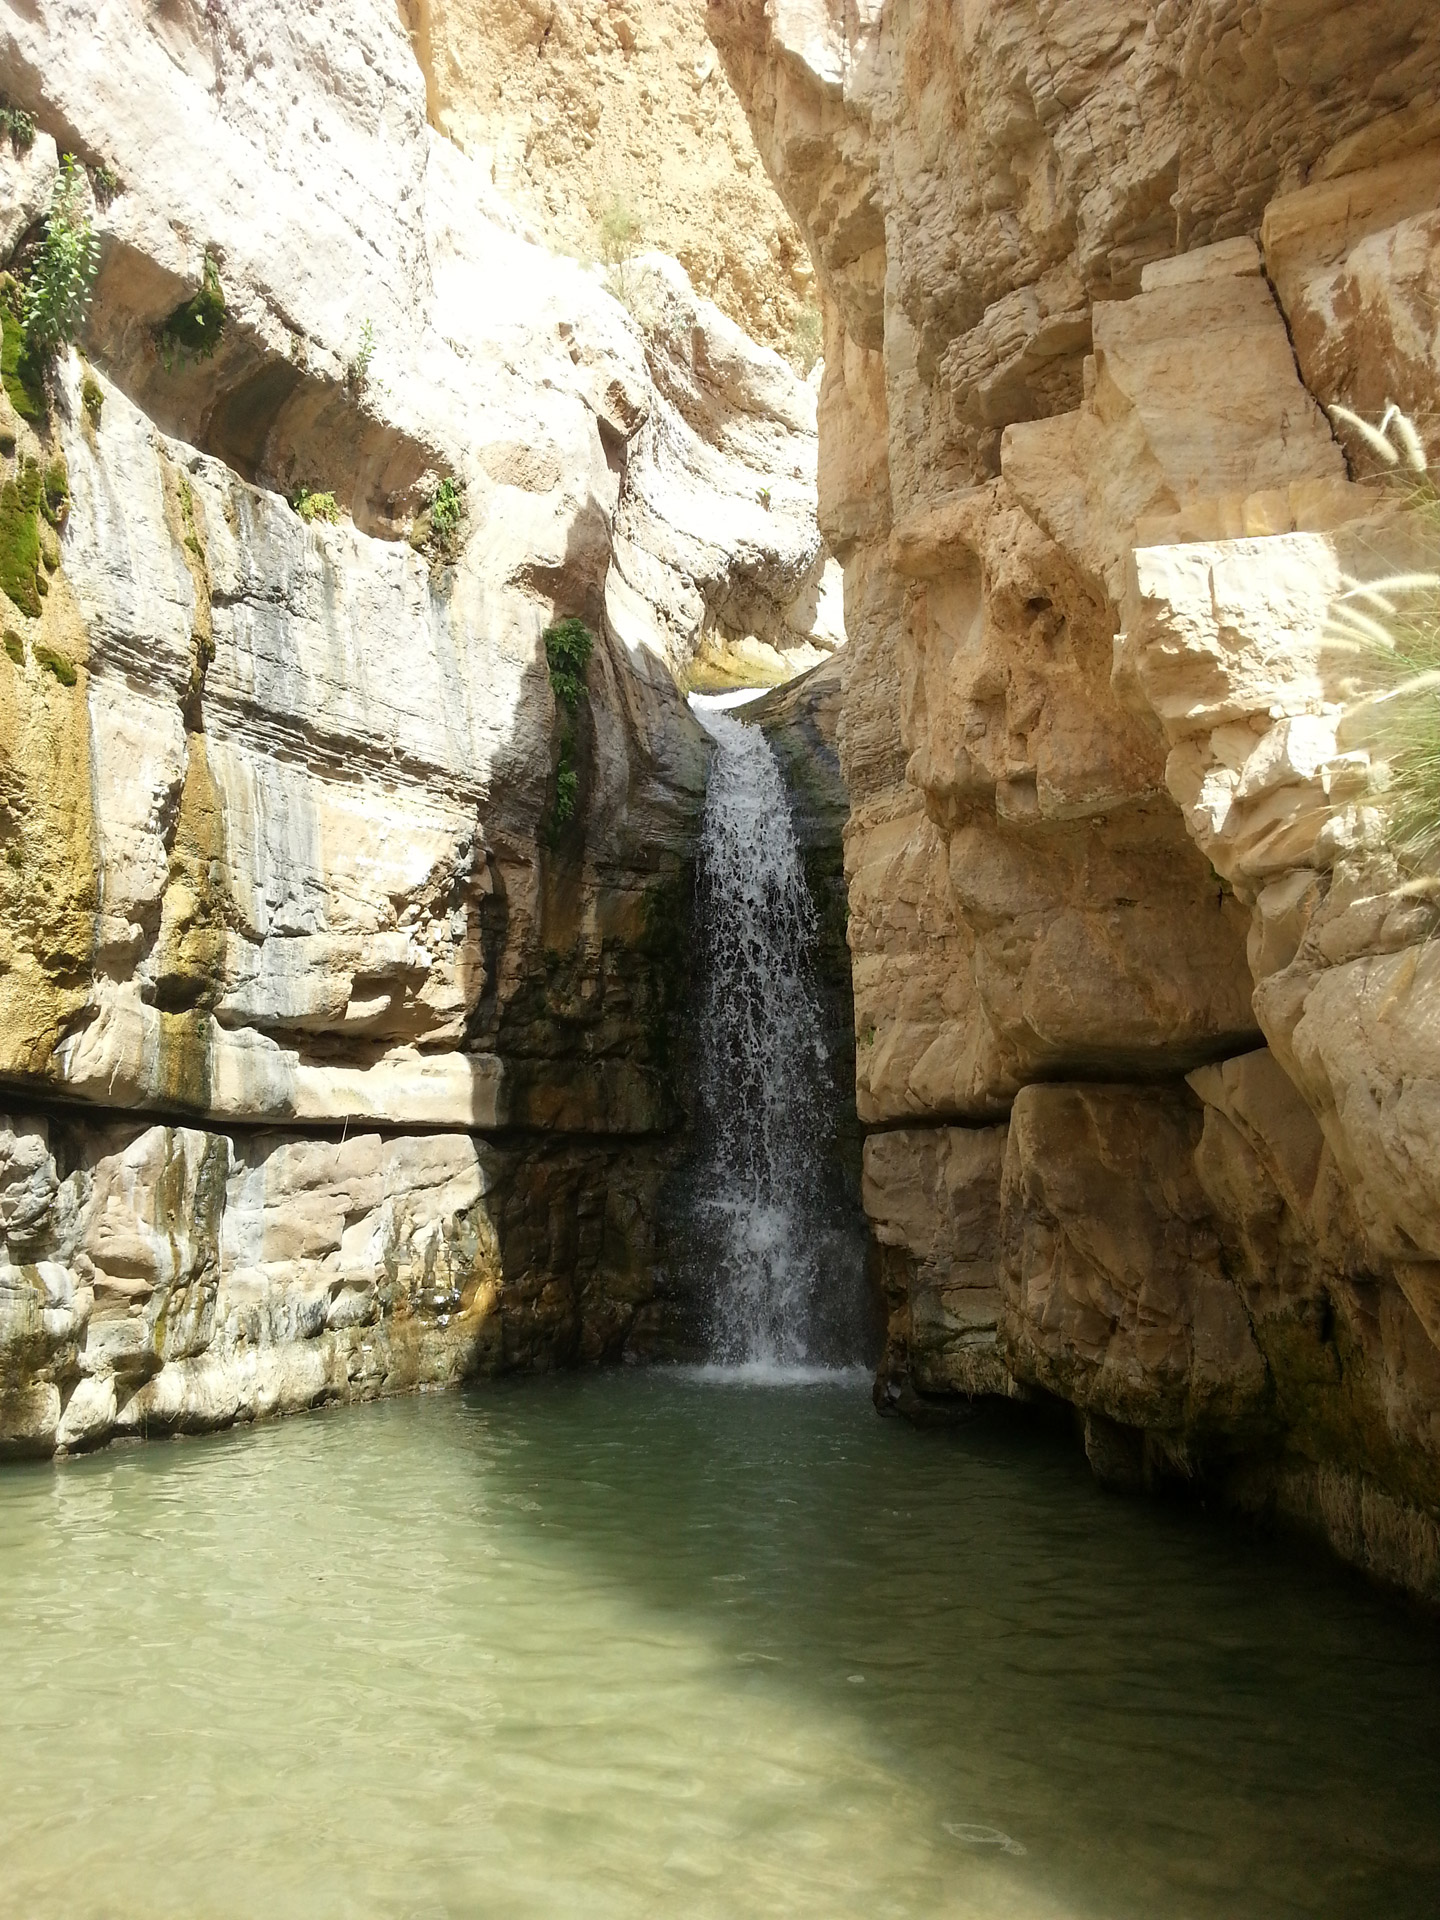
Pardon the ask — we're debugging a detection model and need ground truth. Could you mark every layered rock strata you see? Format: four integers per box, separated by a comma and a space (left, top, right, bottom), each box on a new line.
0, 0, 827, 1449
713, 0, 1440, 1594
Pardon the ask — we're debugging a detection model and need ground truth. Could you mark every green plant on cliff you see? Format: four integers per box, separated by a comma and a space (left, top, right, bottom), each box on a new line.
1322, 403, 1440, 872
158, 253, 226, 366
291, 485, 339, 525
19, 155, 101, 361
542, 616, 595, 842
599, 195, 645, 317
0, 100, 35, 152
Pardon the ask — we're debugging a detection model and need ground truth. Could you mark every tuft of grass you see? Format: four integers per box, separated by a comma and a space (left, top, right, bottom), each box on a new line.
1322, 404, 1440, 869
81, 370, 103, 425
158, 253, 226, 366
598, 196, 645, 316
428, 476, 464, 555
291, 486, 339, 525
3, 628, 23, 665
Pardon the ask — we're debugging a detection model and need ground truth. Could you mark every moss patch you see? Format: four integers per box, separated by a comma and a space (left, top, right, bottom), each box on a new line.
0, 455, 44, 616
80, 373, 103, 426
40, 455, 68, 528
33, 641, 76, 687
3, 628, 22, 665
0, 302, 45, 422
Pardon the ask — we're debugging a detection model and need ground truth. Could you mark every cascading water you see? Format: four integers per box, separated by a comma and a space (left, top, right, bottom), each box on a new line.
686, 694, 864, 1369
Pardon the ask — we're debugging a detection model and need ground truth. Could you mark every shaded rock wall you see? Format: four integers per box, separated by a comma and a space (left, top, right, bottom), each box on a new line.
0, 0, 831, 1449
712, 0, 1440, 1594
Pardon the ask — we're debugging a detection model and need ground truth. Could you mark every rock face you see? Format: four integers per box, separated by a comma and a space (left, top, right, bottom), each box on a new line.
712, 0, 1440, 1594
398, 0, 817, 359
0, 0, 830, 1449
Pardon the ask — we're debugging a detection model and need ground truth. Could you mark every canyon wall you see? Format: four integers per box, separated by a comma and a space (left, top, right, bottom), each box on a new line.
0, 0, 825, 1454
396, 0, 817, 359
711, 0, 1440, 1594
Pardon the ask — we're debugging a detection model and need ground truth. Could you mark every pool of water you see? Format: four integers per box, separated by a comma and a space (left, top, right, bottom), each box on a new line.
3, 1372, 1439, 1919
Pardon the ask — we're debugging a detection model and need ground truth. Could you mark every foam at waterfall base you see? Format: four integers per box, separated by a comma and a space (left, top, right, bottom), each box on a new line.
674, 1362, 872, 1389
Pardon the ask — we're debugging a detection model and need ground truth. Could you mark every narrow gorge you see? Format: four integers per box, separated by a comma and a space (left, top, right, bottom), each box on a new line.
3, 3, 1440, 1914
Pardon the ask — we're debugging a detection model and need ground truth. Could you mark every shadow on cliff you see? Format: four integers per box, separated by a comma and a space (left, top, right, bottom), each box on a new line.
458, 1371, 1440, 1920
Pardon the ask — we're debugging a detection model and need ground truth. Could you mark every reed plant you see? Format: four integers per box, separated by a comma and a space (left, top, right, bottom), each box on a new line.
1323, 404, 1440, 872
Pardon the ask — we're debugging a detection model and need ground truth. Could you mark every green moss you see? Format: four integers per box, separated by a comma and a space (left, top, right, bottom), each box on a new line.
1, 302, 45, 421
3, 628, 22, 665
40, 455, 68, 528
33, 641, 76, 687
0, 456, 44, 616
158, 254, 226, 365
80, 373, 103, 426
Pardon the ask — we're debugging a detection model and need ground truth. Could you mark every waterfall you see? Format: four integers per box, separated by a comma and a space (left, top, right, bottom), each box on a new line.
686, 695, 861, 1369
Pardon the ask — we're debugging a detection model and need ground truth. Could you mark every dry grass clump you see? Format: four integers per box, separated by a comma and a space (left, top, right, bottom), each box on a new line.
1324, 404, 1440, 872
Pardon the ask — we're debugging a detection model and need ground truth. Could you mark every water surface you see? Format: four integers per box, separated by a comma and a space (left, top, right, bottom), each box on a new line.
3, 1373, 1439, 1918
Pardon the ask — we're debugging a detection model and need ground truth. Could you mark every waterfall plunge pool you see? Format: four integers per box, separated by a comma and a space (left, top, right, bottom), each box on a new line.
4, 1373, 1439, 1919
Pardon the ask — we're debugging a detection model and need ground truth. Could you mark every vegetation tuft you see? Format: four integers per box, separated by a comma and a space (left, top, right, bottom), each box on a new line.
0, 100, 34, 152
1322, 403, 1440, 870
291, 486, 339, 525
16, 154, 101, 364
542, 616, 595, 841
158, 253, 226, 366
81, 370, 103, 425
346, 316, 375, 397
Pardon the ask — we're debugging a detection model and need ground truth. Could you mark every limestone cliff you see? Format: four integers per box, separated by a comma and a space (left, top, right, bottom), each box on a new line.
712, 0, 1440, 1595
0, 0, 822, 1453
397, 0, 816, 359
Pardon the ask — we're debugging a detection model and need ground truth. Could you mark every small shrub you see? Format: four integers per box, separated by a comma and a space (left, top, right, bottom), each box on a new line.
599, 198, 641, 270
33, 640, 76, 686
3, 628, 23, 664
429, 475, 464, 551
81, 371, 103, 425
0, 101, 34, 152
158, 253, 226, 366
20, 154, 101, 360
543, 615, 594, 710
291, 486, 339, 525
1322, 403, 1440, 869
598, 196, 645, 315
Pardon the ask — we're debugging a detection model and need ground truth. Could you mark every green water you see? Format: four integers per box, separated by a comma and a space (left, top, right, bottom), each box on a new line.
3, 1373, 1439, 1919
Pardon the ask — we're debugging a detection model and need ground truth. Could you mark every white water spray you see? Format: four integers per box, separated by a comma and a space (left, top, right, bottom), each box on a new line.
687, 696, 844, 1367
